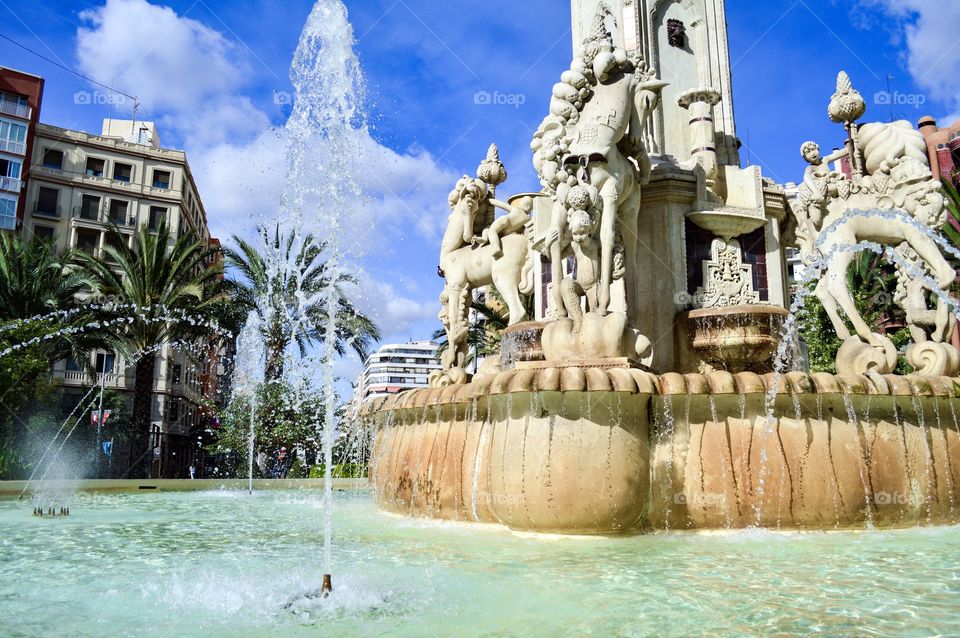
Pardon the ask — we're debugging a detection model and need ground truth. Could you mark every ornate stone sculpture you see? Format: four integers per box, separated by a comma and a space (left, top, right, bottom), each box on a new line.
790, 71, 959, 376
694, 238, 759, 308
532, 5, 666, 334
432, 146, 536, 387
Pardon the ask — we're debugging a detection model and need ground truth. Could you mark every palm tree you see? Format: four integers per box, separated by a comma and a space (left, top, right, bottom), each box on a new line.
0, 233, 89, 323
0, 233, 109, 364
432, 286, 534, 368
77, 222, 223, 477
223, 224, 380, 382
0, 235, 105, 476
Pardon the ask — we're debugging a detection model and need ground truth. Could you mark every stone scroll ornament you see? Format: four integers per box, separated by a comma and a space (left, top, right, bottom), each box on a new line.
430, 145, 538, 387
790, 71, 959, 376
529, 4, 663, 364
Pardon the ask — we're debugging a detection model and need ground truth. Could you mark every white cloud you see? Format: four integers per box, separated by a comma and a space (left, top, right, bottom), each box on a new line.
76, 0, 248, 114
859, 0, 960, 118
74, 0, 455, 352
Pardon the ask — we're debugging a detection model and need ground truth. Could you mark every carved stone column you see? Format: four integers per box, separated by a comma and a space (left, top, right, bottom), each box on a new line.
678, 87, 721, 193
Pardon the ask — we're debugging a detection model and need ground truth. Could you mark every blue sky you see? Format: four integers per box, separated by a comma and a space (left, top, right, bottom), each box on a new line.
2, 0, 959, 379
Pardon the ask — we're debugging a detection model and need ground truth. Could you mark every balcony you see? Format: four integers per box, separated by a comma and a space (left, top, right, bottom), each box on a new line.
71, 205, 137, 228
0, 139, 26, 155
55, 371, 125, 389
32, 202, 61, 219
0, 99, 31, 119
72, 204, 103, 222
0, 176, 22, 192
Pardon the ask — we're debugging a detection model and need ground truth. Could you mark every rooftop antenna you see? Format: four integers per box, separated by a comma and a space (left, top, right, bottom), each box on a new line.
886, 74, 894, 122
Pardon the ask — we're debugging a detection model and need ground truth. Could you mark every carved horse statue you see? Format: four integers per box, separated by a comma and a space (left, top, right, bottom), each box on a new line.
794, 138, 955, 351
434, 176, 535, 385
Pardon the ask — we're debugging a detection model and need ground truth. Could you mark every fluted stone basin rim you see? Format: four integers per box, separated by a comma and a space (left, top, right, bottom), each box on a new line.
359, 370, 960, 415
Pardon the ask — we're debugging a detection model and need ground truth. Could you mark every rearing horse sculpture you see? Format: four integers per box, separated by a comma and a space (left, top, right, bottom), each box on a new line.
792, 78, 959, 375
434, 167, 536, 386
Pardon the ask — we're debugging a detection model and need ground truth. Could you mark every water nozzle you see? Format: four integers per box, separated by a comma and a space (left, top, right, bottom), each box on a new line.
321, 574, 332, 597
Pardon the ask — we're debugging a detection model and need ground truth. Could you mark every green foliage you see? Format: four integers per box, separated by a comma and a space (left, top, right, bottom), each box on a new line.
208, 379, 327, 477
222, 225, 381, 382
799, 253, 914, 374
431, 286, 534, 365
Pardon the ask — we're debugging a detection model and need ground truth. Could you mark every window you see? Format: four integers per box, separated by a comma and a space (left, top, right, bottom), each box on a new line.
66, 354, 85, 372
79, 194, 100, 220
137, 128, 151, 145
148, 206, 166, 231
169, 398, 180, 421
36, 187, 59, 217
152, 170, 171, 189
0, 157, 22, 180
42, 149, 64, 170
33, 225, 54, 242
0, 120, 27, 144
85, 157, 105, 178
75, 229, 99, 256
0, 91, 27, 107
171, 364, 182, 384
108, 199, 129, 225
0, 197, 15, 230
113, 162, 132, 182
95, 352, 116, 374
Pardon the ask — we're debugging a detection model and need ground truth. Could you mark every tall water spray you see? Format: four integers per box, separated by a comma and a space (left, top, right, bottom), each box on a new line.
232, 312, 265, 493
254, 0, 370, 594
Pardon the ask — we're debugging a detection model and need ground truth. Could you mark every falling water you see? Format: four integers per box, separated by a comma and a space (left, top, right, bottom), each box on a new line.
842, 394, 874, 529
232, 312, 265, 494
241, 0, 372, 591
751, 207, 960, 527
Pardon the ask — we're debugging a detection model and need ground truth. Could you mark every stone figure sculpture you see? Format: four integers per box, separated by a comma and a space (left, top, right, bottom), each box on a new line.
533, 5, 667, 331
432, 146, 536, 387
790, 71, 960, 376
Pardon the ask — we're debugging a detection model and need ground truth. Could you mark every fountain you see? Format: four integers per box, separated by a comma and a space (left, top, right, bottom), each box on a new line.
360, 5, 960, 534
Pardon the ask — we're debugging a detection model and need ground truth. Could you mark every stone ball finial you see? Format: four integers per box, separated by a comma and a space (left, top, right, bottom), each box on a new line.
477, 143, 507, 187
828, 71, 866, 124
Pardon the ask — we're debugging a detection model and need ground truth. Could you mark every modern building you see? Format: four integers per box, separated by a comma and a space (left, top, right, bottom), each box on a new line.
21, 115, 223, 477
918, 115, 960, 188
354, 341, 442, 404
0, 67, 44, 231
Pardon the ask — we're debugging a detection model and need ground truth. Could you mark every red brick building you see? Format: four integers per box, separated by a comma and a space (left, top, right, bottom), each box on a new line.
0, 67, 44, 231
918, 115, 960, 188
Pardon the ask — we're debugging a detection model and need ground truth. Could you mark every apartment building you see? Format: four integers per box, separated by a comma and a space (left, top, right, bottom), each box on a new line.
355, 341, 442, 404
22, 118, 222, 477
0, 67, 43, 230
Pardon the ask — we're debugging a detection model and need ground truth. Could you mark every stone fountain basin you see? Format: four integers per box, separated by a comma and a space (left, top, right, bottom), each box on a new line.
681, 304, 789, 373
361, 369, 960, 534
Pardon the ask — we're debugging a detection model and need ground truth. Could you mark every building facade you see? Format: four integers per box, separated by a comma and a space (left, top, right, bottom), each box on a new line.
22, 118, 222, 477
0, 67, 44, 231
355, 341, 442, 404
918, 116, 960, 188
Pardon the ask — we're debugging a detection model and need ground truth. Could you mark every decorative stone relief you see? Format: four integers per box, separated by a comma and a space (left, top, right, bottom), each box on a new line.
789, 71, 960, 376
693, 238, 759, 308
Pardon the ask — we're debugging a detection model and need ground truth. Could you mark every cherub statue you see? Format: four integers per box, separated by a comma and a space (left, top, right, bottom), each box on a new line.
796, 141, 847, 232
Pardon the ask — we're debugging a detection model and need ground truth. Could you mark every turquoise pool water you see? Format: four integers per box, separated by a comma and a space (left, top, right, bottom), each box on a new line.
1, 488, 958, 637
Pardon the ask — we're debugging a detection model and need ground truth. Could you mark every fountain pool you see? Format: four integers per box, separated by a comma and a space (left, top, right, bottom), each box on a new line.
1, 487, 959, 637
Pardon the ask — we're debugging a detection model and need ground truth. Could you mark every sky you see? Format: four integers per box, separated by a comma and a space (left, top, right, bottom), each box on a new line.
2, 0, 959, 383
